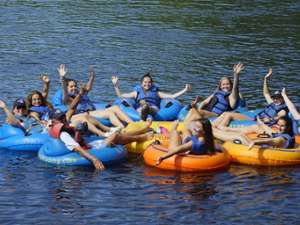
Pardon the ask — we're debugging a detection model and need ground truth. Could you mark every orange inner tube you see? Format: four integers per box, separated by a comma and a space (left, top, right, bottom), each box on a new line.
295, 135, 300, 144
143, 144, 230, 172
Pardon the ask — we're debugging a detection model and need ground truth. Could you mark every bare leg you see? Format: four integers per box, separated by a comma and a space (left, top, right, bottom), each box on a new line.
219, 124, 263, 134
89, 109, 126, 128
168, 121, 182, 151
86, 115, 110, 132
213, 128, 252, 145
104, 131, 153, 146
213, 112, 252, 128
71, 114, 107, 137
108, 105, 133, 124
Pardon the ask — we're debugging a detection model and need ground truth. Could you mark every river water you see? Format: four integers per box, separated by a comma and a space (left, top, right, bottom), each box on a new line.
0, 0, 300, 224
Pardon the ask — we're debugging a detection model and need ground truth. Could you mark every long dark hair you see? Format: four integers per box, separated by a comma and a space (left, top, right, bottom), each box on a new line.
278, 116, 294, 136
200, 119, 215, 153
27, 90, 47, 107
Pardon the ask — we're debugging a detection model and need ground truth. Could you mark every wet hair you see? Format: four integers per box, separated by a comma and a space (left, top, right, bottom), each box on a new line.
200, 119, 215, 153
140, 72, 153, 83
191, 118, 215, 153
217, 76, 233, 91
27, 90, 46, 107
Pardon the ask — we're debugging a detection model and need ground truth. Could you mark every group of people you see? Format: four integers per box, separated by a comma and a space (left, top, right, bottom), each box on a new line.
0, 63, 299, 170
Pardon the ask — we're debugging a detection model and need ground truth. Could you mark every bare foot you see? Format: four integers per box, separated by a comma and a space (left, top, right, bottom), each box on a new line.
138, 131, 154, 142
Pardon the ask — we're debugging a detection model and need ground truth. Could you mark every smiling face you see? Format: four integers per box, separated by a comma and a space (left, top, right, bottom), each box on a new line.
275, 119, 288, 134
31, 93, 42, 107
219, 77, 232, 93
67, 80, 77, 95
273, 96, 284, 105
141, 76, 152, 91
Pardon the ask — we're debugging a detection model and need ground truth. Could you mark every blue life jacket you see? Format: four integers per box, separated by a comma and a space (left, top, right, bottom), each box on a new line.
14, 115, 44, 135
68, 93, 96, 114
183, 136, 207, 155
205, 90, 231, 115
134, 84, 161, 108
272, 133, 294, 149
29, 106, 51, 120
258, 103, 288, 126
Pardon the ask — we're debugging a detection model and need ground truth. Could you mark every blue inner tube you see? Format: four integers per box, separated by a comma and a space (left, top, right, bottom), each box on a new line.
0, 124, 24, 140
0, 133, 50, 152
38, 138, 127, 166
113, 98, 182, 121
154, 98, 182, 121
113, 98, 140, 121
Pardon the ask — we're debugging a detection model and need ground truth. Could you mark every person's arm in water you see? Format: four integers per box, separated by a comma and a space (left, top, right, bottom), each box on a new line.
41, 74, 50, 100
85, 66, 95, 92
157, 84, 191, 99
60, 131, 104, 170
229, 63, 244, 108
111, 75, 137, 98
0, 100, 21, 126
74, 145, 104, 170
263, 68, 273, 104
282, 88, 300, 120
155, 141, 193, 166
57, 64, 69, 104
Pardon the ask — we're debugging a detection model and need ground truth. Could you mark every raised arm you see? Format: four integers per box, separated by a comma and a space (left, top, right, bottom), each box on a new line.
229, 63, 244, 108
85, 66, 95, 92
282, 88, 300, 120
0, 100, 20, 126
57, 64, 69, 104
197, 94, 214, 110
41, 74, 50, 100
157, 84, 191, 99
65, 82, 86, 122
111, 75, 137, 98
263, 68, 273, 104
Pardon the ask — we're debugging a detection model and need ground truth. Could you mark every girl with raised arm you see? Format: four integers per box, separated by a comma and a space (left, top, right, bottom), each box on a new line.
58, 64, 133, 128
212, 68, 289, 128
112, 72, 191, 120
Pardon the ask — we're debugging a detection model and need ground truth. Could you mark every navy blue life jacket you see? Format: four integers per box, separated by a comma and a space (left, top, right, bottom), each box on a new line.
258, 103, 289, 126
29, 106, 51, 120
69, 93, 96, 114
205, 90, 231, 115
134, 84, 161, 108
14, 115, 44, 135
183, 136, 207, 155
272, 133, 294, 149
